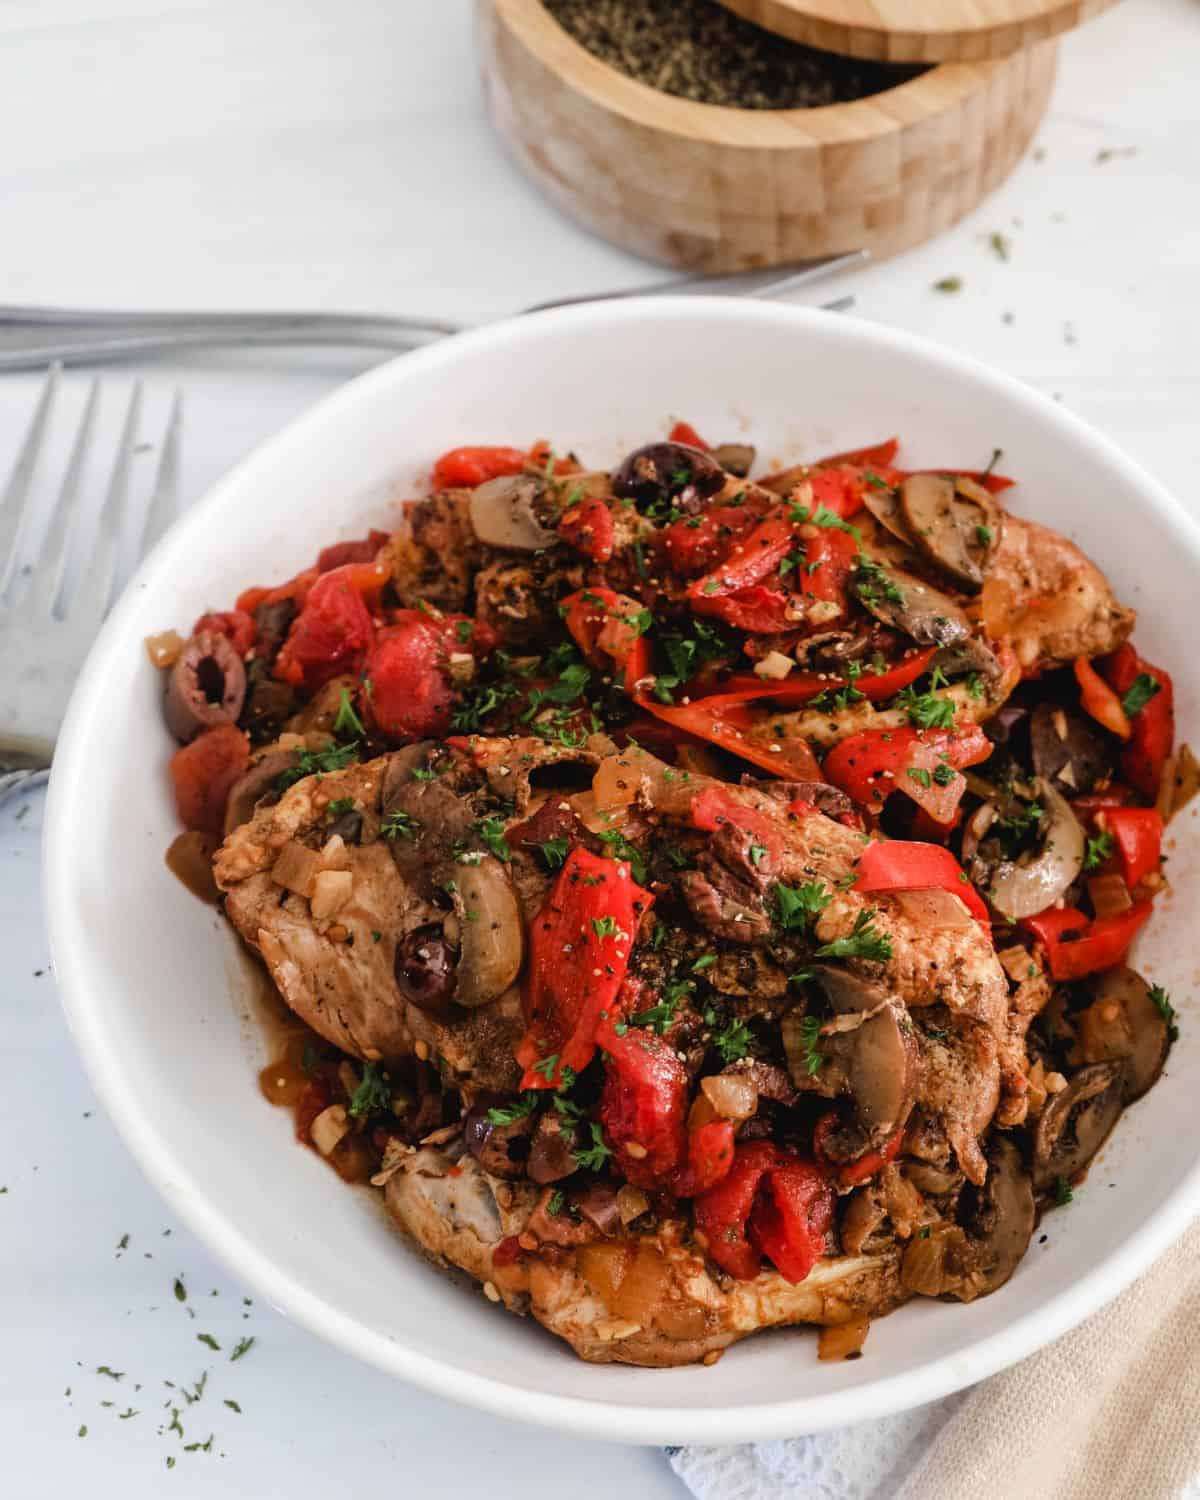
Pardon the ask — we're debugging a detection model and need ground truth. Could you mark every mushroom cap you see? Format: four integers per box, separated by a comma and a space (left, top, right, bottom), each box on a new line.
1033, 1061, 1125, 1190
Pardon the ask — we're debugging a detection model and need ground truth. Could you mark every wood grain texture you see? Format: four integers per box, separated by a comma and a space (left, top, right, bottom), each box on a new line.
714, 0, 1119, 63
480, 0, 1057, 273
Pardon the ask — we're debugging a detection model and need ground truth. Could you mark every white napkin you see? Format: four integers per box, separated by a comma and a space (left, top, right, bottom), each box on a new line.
670, 1220, 1200, 1500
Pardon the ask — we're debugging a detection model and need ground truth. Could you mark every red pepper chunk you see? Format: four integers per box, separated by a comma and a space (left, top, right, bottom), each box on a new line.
595, 1020, 688, 1189
748, 1156, 835, 1283
1023, 903, 1152, 982
813, 437, 899, 471
431, 445, 529, 490
690, 786, 783, 870
1099, 644, 1175, 801
856, 839, 990, 930
557, 497, 615, 563
663, 502, 767, 578
641, 693, 822, 781
515, 848, 653, 1089
561, 587, 650, 692
274, 564, 379, 691
1100, 807, 1163, 893
823, 723, 992, 822
1075, 657, 1131, 740
674, 1119, 736, 1198
668, 420, 709, 450
711, 648, 936, 711
693, 1141, 782, 1281
830, 1125, 904, 1188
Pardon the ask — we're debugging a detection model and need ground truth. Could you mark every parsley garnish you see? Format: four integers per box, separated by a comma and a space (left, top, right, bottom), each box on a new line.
966, 672, 985, 700
333, 686, 364, 739
574, 1122, 612, 1172
476, 816, 512, 863
326, 797, 355, 817
748, 839, 769, 867
1121, 673, 1161, 718
380, 808, 418, 841
536, 836, 569, 870
547, 1189, 565, 1217
451, 678, 516, 733
532, 1053, 560, 1082
908, 767, 932, 789
1084, 830, 1115, 870
895, 685, 956, 730
798, 1015, 824, 1076
276, 740, 360, 792
933, 762, 957, 786
994, 802, 1043, 858
631, 979, 694, 1035
809, 660, 867, 714
487, 1093, 538, 1126
595, 827, 647, 883
775, 880, 832, 929
815, 908, 893, 963
1053, 1176, 1073, 1206
933, 275, 963, 293
455, 619, 474, 644
707, 1011, 753, 1065
348, 1060, 391, 1118
230, 1336, 255, 1362
591, 915, 619, 939
975, 524, 993, 547
854, 553, 906, 608
1149, 983, 1179, 1041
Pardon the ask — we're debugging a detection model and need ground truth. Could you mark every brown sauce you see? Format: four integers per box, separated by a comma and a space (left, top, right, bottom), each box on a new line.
165, 830, 221, 904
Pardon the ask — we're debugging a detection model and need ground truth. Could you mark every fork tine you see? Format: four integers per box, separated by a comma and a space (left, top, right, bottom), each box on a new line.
0, 364, 60, 598
69, 380, 142, 627
137, 386, 183, 557
28, 378, 100, 621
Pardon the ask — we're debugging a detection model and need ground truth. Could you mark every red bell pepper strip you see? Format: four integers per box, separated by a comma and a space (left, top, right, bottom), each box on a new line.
274, 563, 381, 691
856, 839, 990, 929
1075, 657, 1131, 740
668, 420, 709, 450
813, 1114, 904, 1187
746, 1156, 835, 1284
431, 445, 529, 490
192, 608, 256, 657
1102, 807, 1163, 892
822, 723, 992, 821
1099, 644, 1175, 801
516, 849, 653, 1089
595, 1019, 688, 1190
687, 514, 797, 633
690, 786, 784, 869
813, 437, 899, 471
168, 724, 250, 836
711, 648, 936, 710
1022, 902, 1153, 982
663, 501, 767, 578
561, 587, 650, 693
673, 1119, 736, 1198
557, 497, 615, 563
693, 1141, 782, 1280
640, 693, 822, 781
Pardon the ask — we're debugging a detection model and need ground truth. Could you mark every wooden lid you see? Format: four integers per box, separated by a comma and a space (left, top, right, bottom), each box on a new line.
714, 0, 1118, 61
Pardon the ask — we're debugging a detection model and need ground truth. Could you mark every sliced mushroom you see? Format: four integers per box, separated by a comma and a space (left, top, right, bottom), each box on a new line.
164, 631, 247, 743
1076, 966, 1171, 1101
468, 473, 558, 552
899, 473, 1003, 592
450, 857, 524, 1008
709, 442, 756, 478
611, 441, 724, 509
1033, 1061, 1125, 1190
861, 482, 913, 546
932, 633, 1003, 685
380, 744, 478, 890
851, 556, 972, 648
955, 1136, 1035, 1296
223, 748, 300, 833
983, 778, 1085, 922
1030, 703, 1113, 795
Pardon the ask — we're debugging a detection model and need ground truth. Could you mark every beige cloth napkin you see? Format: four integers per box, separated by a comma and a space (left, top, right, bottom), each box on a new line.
893, 1217, 1200, 1500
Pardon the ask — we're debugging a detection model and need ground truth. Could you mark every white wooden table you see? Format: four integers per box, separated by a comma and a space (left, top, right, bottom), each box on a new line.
1, 1, 1198, 1495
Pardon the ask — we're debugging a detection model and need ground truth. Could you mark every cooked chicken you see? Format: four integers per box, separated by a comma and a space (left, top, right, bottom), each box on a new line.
382, 489, 481, 611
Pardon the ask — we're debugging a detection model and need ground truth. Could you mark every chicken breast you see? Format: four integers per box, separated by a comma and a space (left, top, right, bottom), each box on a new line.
385, 1142, 905, 1367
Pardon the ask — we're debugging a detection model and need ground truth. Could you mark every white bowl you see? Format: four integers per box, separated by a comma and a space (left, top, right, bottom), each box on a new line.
45, 299, 1200, 1444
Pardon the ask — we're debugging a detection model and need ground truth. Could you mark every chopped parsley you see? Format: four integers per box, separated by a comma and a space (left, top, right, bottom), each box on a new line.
631, 979, 694, 1035
895, 685, 956, 730
546, 1189, 565, 1217
854, 553, 905, 608
196, 1333, 221, 1352
815, 908, 893, 963
995, 802, 1043, 859
1084, 830, 1115, 870
908, 767, 932, 789
652, 620, 729, 703
933, 275, 963, 293
326, 797, 355, 818
1149, 983, 1179, 1041
1121, 673, 1161, 718
476, 815, 512, 863
933, 762, 957, 786
809, 660, 866, 714
536, 836, 569, 870
348, 1060, 391, 1118
707, 1011, 753, 1065
487, 1093, 538, 1126
380, 808, 418, 841
531, 1053, 560, 1082
276, 740, 360, 792
797, 1014, 825, 1076
1053, 1176, 1073, 1206
591, 915, 619, 939
230, 1336, 256, 1362
692, 953, 717, 973
966, 672, 986, 700
332, 686, 364, 739
975, 524, 993, 547
775, 880, 832, 930
748, 839, 769, 867
455, 619, 475, 644
595, 827, 647, 883
573, 1122, 613, 1172
451, 678, 516, 733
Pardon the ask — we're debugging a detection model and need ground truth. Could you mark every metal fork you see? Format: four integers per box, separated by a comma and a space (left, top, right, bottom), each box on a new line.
0, 367, 182, 800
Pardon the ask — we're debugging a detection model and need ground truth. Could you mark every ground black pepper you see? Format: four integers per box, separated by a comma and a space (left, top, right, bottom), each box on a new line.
542, 0, 925, 110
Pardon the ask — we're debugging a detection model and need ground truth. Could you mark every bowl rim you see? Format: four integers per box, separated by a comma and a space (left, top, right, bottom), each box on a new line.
44, 296, 1200, 1444
489, 0, 1007, 147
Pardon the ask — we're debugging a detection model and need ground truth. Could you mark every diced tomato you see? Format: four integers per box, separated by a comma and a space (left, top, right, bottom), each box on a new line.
799, 526, 860, 615
856, 839, 990, 929
746, 1156, 834, 1284
822, 723, 992, 823
1103, 807, 1163, 892
1023, 902, 1153, 981
316, 529, 389, 573
663, 500, 768, 578
168, 724, 249, 836
558, 497, 616, 563
1099, 644, 1175, 801
668, 420, 709, 450
515, 848, 653, 1089
274, 564, 379, 691
813, 437, 899, 471
693, 1141, 782, 1281
690, 785, 783, 869
561, 587, 650, 692
688, 514, 796, 634
673, 1119, 736, 1198
1075, 657, 1131, 740
804, 465, 881, 521
640, 693, 822, 781
192, 608, 256, 656
595, 1019, 688, 1189
362, 610, 465, 740
431, 445, 528, 490
712, 648, 935, 711
236, 566, 318, 619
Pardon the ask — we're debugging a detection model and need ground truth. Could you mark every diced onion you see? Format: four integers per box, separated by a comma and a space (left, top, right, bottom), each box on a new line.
754, 651, 795, 681
310, 868, 354, 919
144, 629, 184, 668
818, 1316, 870, 1362
272, 840, 322, 898
891, 888, 974, 929
310, 1104, 350, 1157
700, 1073, 759, 1122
